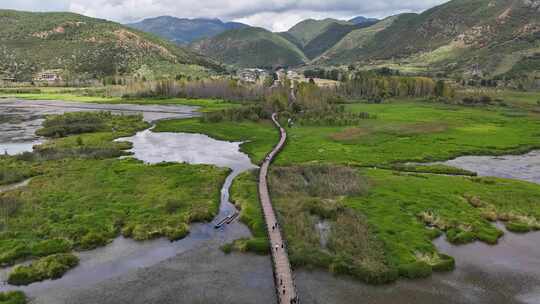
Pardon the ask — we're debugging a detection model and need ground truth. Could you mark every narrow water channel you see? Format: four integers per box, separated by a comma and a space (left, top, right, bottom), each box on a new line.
0, 99, 261, 301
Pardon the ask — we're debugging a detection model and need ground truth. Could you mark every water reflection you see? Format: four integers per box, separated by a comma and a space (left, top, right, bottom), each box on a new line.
440, 151, 540, 184
0, 99, 197, 155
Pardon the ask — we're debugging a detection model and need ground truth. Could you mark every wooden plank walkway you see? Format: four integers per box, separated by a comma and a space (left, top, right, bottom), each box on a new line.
259, 113, 298, 304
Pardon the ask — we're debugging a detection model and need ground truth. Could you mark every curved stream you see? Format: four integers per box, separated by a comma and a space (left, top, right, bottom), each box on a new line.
0, 100, 257, 298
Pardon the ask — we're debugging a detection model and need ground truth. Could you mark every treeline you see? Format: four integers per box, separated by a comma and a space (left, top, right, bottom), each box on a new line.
116, 79, 271, 102
304, 68, 344, 81
303, 67, 401, 81
337, 72, 454, 100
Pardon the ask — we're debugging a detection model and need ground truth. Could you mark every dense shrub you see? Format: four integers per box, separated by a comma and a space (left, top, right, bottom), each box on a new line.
36, 112, 110, 138
398, 261, 432, 279
79, 232, 110, 250
506, 221, 532, 233
475, 226, 503, 244
446, 228, 475, 244
270, 165, 367, 198
0, 158, 35, 186
30, 239, 72, 257
245, 238, 270, 255
0, 239, 72, 266
8, 253, 79, 286
0, 291, 26, 304
163, 224, 190, 241
432, 254, 455, 272
201, 105, 271, 123
461, 95, 493, 106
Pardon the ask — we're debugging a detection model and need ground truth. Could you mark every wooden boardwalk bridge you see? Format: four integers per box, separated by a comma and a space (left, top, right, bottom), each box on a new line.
259, 113, 298, 304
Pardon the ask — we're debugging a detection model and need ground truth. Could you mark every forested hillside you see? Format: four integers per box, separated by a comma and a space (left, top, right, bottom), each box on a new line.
0, 10, 221, 81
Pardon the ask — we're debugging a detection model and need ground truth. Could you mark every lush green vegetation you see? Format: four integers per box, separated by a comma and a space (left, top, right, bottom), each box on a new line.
267, 165, 397, 283
0, 291, 26, 304
37, 111, 117, 137
0, 111, 228, 285
158, 92, 540, 283
0, 158, 36, 186
350, 169, 540, 264
8, 253, 79, 286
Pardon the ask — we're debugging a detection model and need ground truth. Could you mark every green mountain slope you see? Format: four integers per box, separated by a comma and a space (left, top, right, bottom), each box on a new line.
319, 0, 540, 78
316, 15, 402, 63
191, 27, 308, 68
0, 10, 220, 81
286, 18, 351, 48
303, 20, 379, 60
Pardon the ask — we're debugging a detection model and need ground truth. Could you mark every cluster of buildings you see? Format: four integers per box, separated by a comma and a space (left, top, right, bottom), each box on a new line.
0, 69, 63, 84
236, 68, 270, 83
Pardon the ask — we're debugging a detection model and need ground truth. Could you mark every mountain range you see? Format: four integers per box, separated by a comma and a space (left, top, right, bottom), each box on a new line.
192, 17, 379, 68
2, 0, 539, 81
0, 10, 221, 82
127, 16, 249, 44
190, 0, 540, 79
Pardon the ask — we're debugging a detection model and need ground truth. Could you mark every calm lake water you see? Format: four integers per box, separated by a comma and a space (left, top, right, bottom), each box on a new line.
441, 151, 540, 185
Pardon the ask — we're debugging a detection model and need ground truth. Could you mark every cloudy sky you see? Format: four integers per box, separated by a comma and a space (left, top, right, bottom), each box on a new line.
1, 0, 449, 32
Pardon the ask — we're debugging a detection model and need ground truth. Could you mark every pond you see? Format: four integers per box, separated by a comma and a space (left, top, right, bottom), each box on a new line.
0, 99, 196, 155
0, 99, 261, 302
440, 150, 540, 184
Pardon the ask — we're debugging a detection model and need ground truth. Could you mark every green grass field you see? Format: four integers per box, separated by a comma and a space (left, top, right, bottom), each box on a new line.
160, 98, 540, 282
155, 101, 540, 166
0, 112, 228, 284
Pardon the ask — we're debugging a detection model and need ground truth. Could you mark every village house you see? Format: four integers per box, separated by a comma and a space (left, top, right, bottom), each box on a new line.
33, 69, 63, 82
237, 68, 269, 83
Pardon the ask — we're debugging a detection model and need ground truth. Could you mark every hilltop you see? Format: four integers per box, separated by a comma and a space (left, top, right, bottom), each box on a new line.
127, 16, 248, 44
0, 10, 221, 82
191, 27, 308, 68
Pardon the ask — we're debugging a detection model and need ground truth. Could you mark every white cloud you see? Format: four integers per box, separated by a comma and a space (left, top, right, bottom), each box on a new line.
1, 0, 450, 31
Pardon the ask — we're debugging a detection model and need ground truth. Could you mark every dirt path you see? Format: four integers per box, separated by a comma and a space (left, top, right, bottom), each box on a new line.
259, 113, 298, 304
